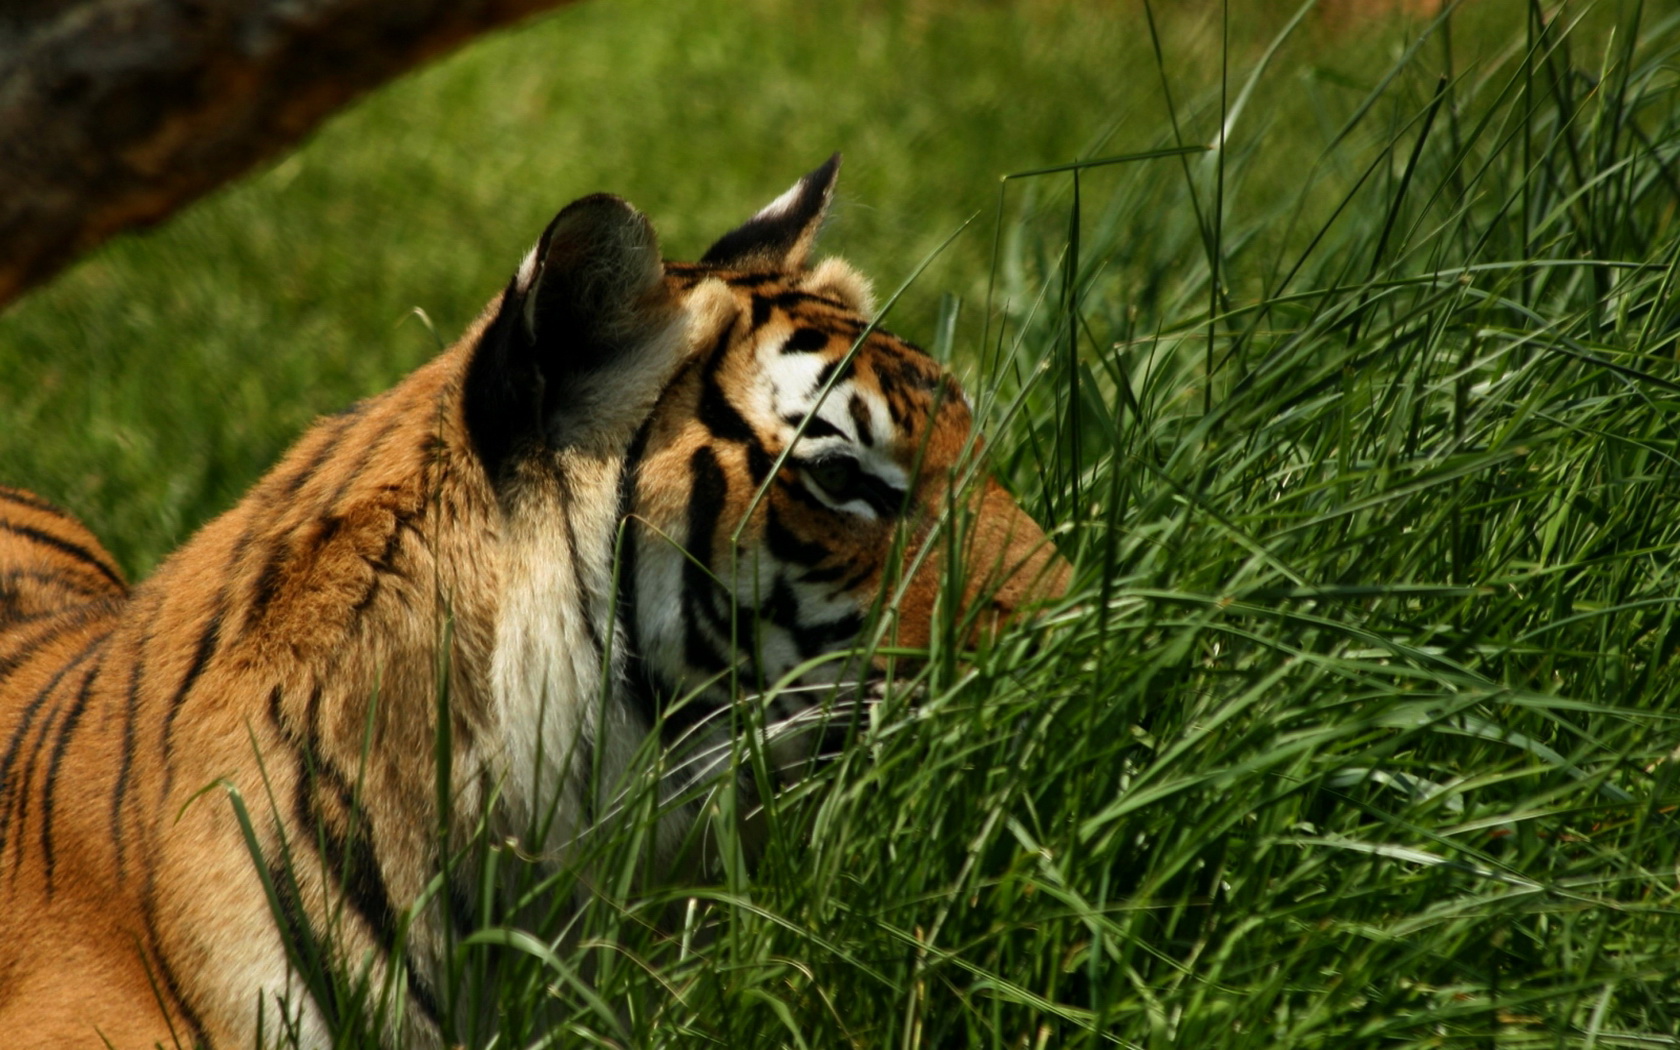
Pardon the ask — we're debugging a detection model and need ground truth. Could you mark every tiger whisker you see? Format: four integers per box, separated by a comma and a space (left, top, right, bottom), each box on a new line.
571, 687, 887, 842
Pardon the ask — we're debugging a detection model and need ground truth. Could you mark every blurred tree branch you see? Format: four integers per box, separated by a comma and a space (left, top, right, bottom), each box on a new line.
0, 0, 579, 310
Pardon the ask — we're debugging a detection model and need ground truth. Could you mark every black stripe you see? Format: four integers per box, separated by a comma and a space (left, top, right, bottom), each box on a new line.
765, 506, 831, 568
613, 420, 658, 727
247, 540, 290, 622
159, 606, 225, 799
296, 751, 402, 974
280, 403, 365, 497
1, 566, 105, 599
269, 686, 402, 1036
406, 965, 444, 1030
902, 358, 944, 392
266, 680, 288, 732
785, 414, 845, 441
241, 409, 358, 640
140, 889, 213, 1050
220, 515, 263, 619
764, 289, 859, 318
761, 576, 800, 632
672, 447, 732, 735
0, 604, 105, 676
41, 646, 105, 895
812, 357, 854, 397
798, 563, 850, 585
296, 725, 446, 1034
325, 410, 407, 512
849, 468, 905, 519
847, 395, 875, 447
110, 655, 143, 873
449, 872, 477, 942
746, 441, 776, 487
837, 563, 876, 594
0, 610, 61, 634
0, 520, 124, 590
685, 449, 727, 584
754, 574, 863, 661
325, 798, 400, 961
280, 685, 408, 993
781, 326, 830, 354
788, 610, 864, 662
111, 615, 153, 877
348, 508, 419, 621
698, 335, 754, 444
874, 368, 907, 427
0, 488, 72, 516
7, 701, 64, 875
0, 629, 105, 863
722, 271, 785, 289
683, 608, 728, 678
690, 576, 740, 648
266, 858, 344, 1030
305, 515, 345, 559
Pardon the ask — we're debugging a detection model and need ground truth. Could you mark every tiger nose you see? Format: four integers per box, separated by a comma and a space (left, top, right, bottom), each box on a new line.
885, 478, 1069, 652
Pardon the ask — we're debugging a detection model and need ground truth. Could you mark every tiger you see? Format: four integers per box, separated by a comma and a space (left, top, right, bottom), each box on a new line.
0, 155, 1069, 1049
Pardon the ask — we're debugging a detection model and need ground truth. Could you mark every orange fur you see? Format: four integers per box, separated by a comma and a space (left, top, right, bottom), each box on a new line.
0, 161, 1066, 1048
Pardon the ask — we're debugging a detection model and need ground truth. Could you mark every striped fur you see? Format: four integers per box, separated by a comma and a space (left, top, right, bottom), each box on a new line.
0, 157, 1068, 1048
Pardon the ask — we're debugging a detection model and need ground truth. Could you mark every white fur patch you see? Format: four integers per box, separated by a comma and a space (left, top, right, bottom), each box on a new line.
518, 244, 544, 338
515, 244, 540, 294
753, 179, 806, 223
489, 470, 625, 852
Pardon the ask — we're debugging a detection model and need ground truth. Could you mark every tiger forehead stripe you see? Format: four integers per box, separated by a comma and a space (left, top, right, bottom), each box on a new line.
781, 327, 830, 354
847, 394, 875, 447
862, 352, 953, 431
749, 289, 865, 330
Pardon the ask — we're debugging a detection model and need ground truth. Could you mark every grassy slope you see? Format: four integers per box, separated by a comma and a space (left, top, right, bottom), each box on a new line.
6, 1, 1680, 1047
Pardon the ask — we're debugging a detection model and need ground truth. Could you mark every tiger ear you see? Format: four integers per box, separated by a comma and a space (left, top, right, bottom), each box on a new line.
466, 194, 678, 472
700, 153, 840, 270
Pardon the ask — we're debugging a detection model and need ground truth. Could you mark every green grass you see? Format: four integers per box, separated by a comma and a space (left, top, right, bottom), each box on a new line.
8, 0, 1680, 1047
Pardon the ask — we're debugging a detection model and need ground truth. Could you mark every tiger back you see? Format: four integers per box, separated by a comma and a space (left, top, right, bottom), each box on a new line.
0, 157, 1069, 1049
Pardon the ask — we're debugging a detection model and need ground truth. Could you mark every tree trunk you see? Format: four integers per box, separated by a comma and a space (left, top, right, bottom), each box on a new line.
0, 0, 580, 310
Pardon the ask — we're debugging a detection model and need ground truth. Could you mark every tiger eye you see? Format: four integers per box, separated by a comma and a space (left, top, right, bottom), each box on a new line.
805, 457, 863, 501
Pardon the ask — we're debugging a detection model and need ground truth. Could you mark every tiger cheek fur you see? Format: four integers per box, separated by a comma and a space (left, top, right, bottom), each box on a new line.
0, 155, 1068, 1049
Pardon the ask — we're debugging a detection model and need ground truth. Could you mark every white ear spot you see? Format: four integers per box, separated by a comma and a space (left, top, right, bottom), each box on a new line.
516, 244, 544, 337
515, 244, 540, 294
754, 180, 806, 223
802, 258, 876, 316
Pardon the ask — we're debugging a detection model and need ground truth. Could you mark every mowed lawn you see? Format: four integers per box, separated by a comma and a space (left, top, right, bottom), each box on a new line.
5, 1, 1680, 1046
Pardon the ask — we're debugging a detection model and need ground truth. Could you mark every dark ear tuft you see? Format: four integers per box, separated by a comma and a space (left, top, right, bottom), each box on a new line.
700, 153, 841, 270
466, 194, 671, 474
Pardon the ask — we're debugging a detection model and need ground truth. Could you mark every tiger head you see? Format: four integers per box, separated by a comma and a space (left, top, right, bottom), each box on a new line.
462, 156, 1069, 786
